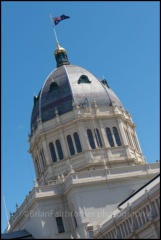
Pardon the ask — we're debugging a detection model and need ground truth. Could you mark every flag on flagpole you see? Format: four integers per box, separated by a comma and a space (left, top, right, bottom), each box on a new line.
52, 14, 70, 26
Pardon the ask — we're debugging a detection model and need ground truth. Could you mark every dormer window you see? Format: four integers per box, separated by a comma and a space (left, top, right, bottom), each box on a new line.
49, 82, 59, 92
101, 79, 109, 88
78, 75, 91, 84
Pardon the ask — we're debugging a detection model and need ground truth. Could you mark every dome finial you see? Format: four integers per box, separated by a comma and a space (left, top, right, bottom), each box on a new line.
54, 42, 70, 67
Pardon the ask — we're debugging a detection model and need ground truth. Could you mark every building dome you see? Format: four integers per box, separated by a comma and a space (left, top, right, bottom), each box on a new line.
30, 46, 122, 134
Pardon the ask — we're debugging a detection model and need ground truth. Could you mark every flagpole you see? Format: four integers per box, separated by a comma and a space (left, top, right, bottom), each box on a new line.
49, 14, 59, 47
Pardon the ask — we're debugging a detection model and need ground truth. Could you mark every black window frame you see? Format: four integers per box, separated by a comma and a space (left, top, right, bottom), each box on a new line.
78, 75, 91, 84
56, 216, 65, 233
94, 128, 103, 148
55, 140, 64, 160
67, 135, 75, 156
49, 82, 59, 92
73, 132, 82, 153
87, 129, 96, 149
106, 127, 114, 147
113, 127, 122, 146
49, 142, 57, 162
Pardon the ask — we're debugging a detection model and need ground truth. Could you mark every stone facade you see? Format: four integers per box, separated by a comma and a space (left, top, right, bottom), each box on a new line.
5, 44, 160, 239
29, 99, 146, 186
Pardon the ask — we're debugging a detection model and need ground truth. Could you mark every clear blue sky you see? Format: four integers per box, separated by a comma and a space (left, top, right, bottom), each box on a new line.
2, 1, 160, 232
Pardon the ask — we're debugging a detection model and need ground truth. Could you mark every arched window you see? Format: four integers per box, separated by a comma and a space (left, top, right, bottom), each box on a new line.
106, 128, 114, 147
78, 75, 91, 84
55, 140, 64, 160
49, 82, 59, 92
94, 128, 103, 148
73, 132, 82, 153
40, 149, 46, 168
87, 129, 96, 149
67, 135, 75, 155
49, 143, 57, 162
101, 79, 109, 88
113, 127, 121, 146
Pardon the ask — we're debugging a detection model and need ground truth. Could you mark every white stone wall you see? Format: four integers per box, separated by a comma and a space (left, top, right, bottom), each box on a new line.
28, 105, 146, 186
8, 163, 159, 238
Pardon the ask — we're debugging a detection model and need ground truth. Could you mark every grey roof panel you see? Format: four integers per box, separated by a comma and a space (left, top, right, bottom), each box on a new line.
31, 66, 73, 132
65, 65, 112, 107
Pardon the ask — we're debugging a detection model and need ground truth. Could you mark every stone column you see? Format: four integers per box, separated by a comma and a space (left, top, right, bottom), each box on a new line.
36, 145, 43, 173
98, 119, 109, 148
41, 135, 52, 165
117, 118, 128, 146
133, 131, 142, 153
97, 119, 111, 167
58, 128, 70, 159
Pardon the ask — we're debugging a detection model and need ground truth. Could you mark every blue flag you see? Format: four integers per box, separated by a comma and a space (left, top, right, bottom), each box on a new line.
52, 14, 70, 26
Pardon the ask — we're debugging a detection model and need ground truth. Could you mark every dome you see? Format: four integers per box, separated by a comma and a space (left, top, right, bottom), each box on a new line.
31, 64, 122, 134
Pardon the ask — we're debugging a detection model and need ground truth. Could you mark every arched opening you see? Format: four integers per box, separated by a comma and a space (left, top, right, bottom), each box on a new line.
55, 140, 64, 160
73, 132, 82, 153
87, 129, 96, 149
67, 135, 75, 155
78, 75, 91, 84
113, 127, 121, 146
106, 128, 114, 147
49, 143, 57, 162
49, 82, 59, 92
94, 128, 103, 148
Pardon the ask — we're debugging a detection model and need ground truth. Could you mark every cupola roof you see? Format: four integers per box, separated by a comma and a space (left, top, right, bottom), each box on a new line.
30, 45, 122, 134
